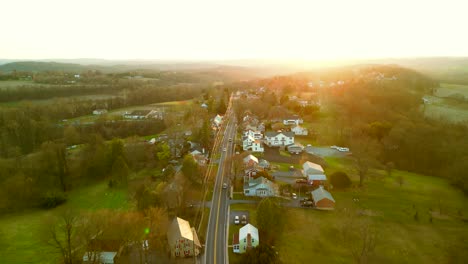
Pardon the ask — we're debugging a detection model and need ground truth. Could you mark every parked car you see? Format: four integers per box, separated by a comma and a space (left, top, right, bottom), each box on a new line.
292, 193, 297, 199
223, 183, 227, 189
234, 215, 240, 224
338, 147, 349, 152
330, 145, 338, 149
301, 201, 314, 207
223, 147, 227, 152
296, 179, 308, 184
228, 138, 232, 142
241, 215, 247, 224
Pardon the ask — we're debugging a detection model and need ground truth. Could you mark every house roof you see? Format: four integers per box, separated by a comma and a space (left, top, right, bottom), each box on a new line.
87, 239, 121, 252
311, 186, 335, 203
239, 223, 259, 241
167, 217, 201, 248
303, 161, 324, 174
243, 154, 259, 164
265, 131, 294, 138
258, 159, 270, 167
190, 150, 202, 156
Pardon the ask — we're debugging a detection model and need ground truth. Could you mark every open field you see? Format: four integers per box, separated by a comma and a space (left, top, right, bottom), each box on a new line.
63, 99, 192, 124
0, 80, 40, 88
436, 83, 468, 98
0, 181, 131, 264
276, 157, 468, 264
422, 96, 468, 123
0, 94, 119, 108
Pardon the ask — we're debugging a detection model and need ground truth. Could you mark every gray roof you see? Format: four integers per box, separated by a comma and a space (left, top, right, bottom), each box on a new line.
303, 161, 324, 174
311, 187, 335, 202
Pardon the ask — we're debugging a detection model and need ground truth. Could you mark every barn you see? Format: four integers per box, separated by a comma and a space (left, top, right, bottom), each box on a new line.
311, 186, 335, 210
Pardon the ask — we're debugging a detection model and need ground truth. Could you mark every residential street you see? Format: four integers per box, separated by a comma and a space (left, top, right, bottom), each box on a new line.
204, 97, 236, 264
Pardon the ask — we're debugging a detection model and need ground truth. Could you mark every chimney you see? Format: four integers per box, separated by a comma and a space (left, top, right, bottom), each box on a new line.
247, 233, 252, 248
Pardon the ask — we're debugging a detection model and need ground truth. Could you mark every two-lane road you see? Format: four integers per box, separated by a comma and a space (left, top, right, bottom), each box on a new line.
204, 101, 236, 264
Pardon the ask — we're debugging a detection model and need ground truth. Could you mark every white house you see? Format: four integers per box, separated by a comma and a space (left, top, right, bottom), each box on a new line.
264, 131, 294, 147
291, 125, 308, 136
302, 161, 327, 186
243, 154, 259, 167
243, 176, 277, 197
243, 129, 263, 140
233, 224, 259, 254
242, 135, 264, 152
93, 109, 108, 115
283, 115, 303, 126
213, 114, 223, 127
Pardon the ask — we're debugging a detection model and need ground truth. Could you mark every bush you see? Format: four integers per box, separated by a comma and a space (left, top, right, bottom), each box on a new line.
330, 171, 352, 189
41, 191, 67, 209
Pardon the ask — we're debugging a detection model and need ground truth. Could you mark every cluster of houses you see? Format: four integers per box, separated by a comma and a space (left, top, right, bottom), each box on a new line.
82, 217, 201, 263
241, 113, 308, 154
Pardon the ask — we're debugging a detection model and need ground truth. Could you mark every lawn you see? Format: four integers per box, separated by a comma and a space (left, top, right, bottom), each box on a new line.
423, 103, 468, 123
0, 181, 132, 264
276, 158, 468, 263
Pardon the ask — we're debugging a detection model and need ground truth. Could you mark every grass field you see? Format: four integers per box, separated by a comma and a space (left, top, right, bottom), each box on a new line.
436, 83, 468, 98
423, 99, 468, 123
0, 80, 39, 89
276, 157, 468, 264
0, 181, 131, 264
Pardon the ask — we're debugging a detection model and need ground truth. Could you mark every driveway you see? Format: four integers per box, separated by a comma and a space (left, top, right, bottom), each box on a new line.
305, 146, 349, 158
230, 210, 250, 225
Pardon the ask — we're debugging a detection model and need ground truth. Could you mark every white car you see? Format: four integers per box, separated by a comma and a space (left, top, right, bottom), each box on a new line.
223, 148, 227, 152
292, 193, 297, 199
234, 215, 240, 224
222, 183, 227, 189
338, 147, 349, 152
330, 145, 338, 149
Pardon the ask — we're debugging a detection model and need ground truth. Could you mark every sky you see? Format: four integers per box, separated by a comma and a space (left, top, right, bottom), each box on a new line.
1, 0, 467, 61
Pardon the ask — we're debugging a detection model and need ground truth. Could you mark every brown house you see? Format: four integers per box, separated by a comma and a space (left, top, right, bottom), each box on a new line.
311, 186, 335, 210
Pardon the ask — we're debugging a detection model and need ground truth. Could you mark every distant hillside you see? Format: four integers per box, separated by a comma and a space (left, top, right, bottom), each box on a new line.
0, 61, 97, 73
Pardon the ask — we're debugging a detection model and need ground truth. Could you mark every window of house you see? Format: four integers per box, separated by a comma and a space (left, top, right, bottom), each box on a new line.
244, 238, 246, 242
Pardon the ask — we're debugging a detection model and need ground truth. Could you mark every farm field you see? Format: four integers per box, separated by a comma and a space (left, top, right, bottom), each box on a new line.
0, 181, 131, 264
276, 157, 468, 264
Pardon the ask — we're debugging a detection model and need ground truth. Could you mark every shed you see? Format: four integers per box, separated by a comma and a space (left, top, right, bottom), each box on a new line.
311, 186, 335, 210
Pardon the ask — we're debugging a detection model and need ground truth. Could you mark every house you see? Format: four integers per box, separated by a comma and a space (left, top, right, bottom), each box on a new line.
201, 103, 208, 108
291, 125, 308, 136
243, 176, 277, 197
283, 115, 303, 126
302, 161, 327, 186
264, 131, 294, 147
242, 135, 264, 152
167, 217, 201, 258
243, 129, 263, 140
297, 100, 309, 107
311, 186, 335, 210
287, 143, 304, 154
93, 109, 108, 115
82, 239, 121, 264
233, 224, 259, 253
258, 159, 270, 170
213, 114, 223, 127
243, 154, 259, 168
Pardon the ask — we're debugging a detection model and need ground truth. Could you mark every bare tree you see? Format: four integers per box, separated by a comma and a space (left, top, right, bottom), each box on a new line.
349, 134, 379, 187
340, 212, 378, 264
42, 210, 80, 264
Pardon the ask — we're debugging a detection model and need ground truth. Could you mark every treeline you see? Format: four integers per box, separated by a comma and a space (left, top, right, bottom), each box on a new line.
324, 67, 468, 193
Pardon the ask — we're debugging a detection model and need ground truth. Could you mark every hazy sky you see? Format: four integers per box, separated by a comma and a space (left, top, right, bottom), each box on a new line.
1, 0, 467, 60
